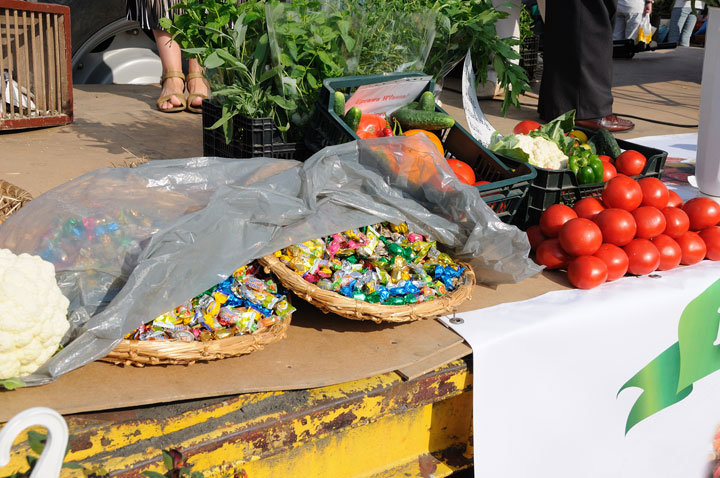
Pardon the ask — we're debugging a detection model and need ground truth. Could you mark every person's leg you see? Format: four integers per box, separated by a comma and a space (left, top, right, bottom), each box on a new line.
625, 10, 643, 41
186, 58, 209, 109
668, 7, 686, 44
613, 11, 628, 40
153, 29, 185, 110
679, 9, 697, 46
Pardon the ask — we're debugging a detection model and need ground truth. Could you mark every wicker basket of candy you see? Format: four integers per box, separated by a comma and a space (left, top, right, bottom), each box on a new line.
259, 222, 475, 323
103, 262, 295, 366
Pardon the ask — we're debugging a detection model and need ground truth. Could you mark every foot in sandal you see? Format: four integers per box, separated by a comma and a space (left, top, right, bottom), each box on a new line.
186, 71, 209, 114
157, 71, 186, 113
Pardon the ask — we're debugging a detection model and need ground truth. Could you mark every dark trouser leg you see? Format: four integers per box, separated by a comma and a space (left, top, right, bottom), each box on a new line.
538, 0, 617, 121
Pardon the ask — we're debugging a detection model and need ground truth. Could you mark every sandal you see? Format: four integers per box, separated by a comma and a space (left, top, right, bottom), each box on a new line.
185, 71, 209, 114
156, 71, 187, 113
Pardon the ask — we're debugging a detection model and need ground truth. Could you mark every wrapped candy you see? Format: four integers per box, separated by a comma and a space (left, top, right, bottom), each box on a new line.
277, 222, 465, 305
126, 261, 294, 341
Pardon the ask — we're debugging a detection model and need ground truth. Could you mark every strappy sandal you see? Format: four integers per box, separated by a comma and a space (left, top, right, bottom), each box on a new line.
156, 71, 187, 113
185, 71, 209, 114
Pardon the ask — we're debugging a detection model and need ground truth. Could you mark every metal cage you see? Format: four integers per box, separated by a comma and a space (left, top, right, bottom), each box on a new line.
0, 0, 72, 130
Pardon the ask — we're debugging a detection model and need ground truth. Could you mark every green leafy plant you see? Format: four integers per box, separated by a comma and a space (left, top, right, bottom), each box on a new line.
0, 377, 25, 390
352, 1, 437, 75
143, 449, 203, 478
162, 0, 290, 143
265, 0, 363, 128
519, 3, 533, 42
339, 0, 530, 114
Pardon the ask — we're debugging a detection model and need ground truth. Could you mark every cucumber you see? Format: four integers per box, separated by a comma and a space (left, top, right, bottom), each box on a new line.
391, 108, 454, 131
399, 101, 419, 110
589, 128, 622, 159
343, 106, 362, 132
333, 91, 346, 117
418, 91, 435, 111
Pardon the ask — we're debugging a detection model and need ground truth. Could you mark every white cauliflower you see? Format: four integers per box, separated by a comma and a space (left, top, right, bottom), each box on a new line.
0, 249, 69, 379
514, 135, 568, 170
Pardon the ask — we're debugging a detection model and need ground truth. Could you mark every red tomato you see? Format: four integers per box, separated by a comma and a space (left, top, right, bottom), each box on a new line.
598, 155, 613, 163
559, 218, 603, 256
602, 162, 617, 182
535, 238, 572, 269
651, 234, 682, 270
593, 243, 629, 281
513, 120, 542, 135
615, 150, 647, 176
661, 207, 690, 239
526, 225, 547, 251
638, 177, 669, 209
631, 206, 666, 239
667, 189, 683, 208
474, 180, 490, 186
602, 175, 643, 211
676, 231, 707, 265
573, 197, 605, 220
446, 158, 476, 185
682, 197, 720, 231
356, 114, 387, 139
623, 239, 660, 275
594, 208, 637, 246
699, 226, 720, 260
539, 204, 578, 238
567, 256, 608, 289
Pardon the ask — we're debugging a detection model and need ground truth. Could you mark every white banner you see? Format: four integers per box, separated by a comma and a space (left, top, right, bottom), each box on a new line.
442, 261, 720, 477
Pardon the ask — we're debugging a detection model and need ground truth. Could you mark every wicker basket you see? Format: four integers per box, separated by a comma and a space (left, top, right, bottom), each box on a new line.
259, 254, 475, 324
102, 314, 292, 366
0, 179, 32, 223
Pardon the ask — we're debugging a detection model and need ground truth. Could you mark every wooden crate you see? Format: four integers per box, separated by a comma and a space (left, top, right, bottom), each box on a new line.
0, 0, 72, 130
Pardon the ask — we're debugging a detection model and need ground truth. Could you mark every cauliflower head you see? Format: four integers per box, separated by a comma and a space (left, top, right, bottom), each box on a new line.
515, 135, 569, 170
0, 249, 69, 379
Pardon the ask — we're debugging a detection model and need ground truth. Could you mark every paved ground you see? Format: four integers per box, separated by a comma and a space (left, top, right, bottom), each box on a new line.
0, 47, 704, 198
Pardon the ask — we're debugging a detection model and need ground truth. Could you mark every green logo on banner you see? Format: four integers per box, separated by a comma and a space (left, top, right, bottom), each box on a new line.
619, 278, 720, 433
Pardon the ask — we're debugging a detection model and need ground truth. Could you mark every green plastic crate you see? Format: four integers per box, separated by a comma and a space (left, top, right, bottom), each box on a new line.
305, 72, 537, 224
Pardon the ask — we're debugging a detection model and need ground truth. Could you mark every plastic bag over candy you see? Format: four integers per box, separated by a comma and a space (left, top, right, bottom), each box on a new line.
0, 135, 540, 386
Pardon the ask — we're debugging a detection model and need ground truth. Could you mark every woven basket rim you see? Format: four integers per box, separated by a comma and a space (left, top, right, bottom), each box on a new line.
0, 179, 33, 224
259, 254, 474, 323
101, 312, 291, 366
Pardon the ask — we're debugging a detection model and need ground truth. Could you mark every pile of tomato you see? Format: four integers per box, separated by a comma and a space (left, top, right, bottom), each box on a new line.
527, 175, 720, 289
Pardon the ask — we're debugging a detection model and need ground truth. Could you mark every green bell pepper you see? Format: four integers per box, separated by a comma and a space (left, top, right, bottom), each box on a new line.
589, 156, 605, 183
569, 150, 605, 185
577, 165, 597, 184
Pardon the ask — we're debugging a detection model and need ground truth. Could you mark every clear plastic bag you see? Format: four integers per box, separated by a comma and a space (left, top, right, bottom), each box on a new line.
0, 138, 540, 386
637, 14, 654, 44
356, 3, 436, 75
265, 1, 365, 126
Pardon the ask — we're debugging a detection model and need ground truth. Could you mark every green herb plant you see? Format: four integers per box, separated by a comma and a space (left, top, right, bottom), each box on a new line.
351, 1, 437, 75
519, 3, 533, 42
162, 0, 296, 143
426, 0, 529, 114
265, 0, 363, 128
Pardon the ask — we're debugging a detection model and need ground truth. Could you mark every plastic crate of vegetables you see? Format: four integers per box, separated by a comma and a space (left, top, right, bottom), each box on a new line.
489, 112, 668, 229
305, 72, 537, 224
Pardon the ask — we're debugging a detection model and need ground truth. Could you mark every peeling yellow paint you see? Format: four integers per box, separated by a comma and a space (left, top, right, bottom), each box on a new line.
1, 360, 471, 477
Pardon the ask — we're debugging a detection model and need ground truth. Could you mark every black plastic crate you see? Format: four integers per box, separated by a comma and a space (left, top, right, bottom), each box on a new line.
305, 72, 537, 224
520, 35, 540, 81
504, 128, 668, 229
202, 99, 307, 160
